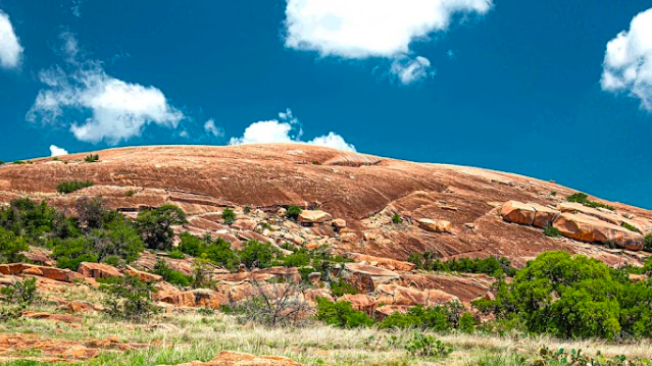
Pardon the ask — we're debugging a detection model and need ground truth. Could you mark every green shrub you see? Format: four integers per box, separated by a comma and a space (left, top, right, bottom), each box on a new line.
458, 312, 476, 334
100, 275, 157, 322
0, 160, 3, 165
379, 305, 452, 332
405, 333, 453, 358
408, 254, 516, 277
285, 206, 302, 220
53, 236, 98, 270
566, 192, 614, 211
392, 214, 402, 224
178, 233, 240, 271
543, 225, 561, 238
330, 277, 359, 297
84, 154, 99, 163
621, 222, 638, 233
56, 180, 94, 194
136, 204, 187, 250
645, 235, 652, 253
0, 228, 28, 264
12, 160, 25, 165
222, 208, 236, 225
315, 298, 374, 328
238, 240, 277, 270
125, 189, 137, 197
1, 277, 38, 305
153, 259, 190, 287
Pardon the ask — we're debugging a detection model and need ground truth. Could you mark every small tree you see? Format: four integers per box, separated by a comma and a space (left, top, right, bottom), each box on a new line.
136, 204, 187, 250
76, 196, 106, 230
238, 240, 277, 269
222, 208, 236, 225
101, 275, 156, 322
1, 277, 38, 305
0, 228, 28, 264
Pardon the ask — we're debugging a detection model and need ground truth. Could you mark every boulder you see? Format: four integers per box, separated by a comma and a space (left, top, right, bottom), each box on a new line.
375, 305, 411, 318
399, 273, 494, 303
559, 202, 620, 226
22, 311, 83, 324
336, 263, 400, 292
500, 201, 560, 228
0, 264, 83, 283
125, 266, 162, 283
337, 294, 377, 314
346, 253, 415, 272
332, 219, 347, 229
298, 210, 332, 224
156, 351, 307, 366
155, 289, 226, 309
78, 262, 123, 279
553, 213, 644, 251
417, 219, 452, 233
375, 284, 459, 307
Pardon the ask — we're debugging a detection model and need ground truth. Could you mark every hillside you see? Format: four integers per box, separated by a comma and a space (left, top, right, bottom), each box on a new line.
1, 144, 652, 365
0, 144, 649, 267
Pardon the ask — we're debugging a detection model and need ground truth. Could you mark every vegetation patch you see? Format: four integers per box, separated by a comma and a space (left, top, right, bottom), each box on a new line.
56, 180, 94, 194
567, 192, 615, 211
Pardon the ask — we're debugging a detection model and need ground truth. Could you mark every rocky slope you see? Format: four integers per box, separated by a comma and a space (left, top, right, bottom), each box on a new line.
1, 144, 649, 268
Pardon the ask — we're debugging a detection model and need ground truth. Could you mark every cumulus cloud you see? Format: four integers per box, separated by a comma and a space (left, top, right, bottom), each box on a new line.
27, 33, 184, 145
0, 10, 23, 69
284, 0, 492, 84
229, 109, 355, 152
49, 145, 69, 157
204, 119, 224, 137
390, 56, 434, 85
601, 7, 652, 112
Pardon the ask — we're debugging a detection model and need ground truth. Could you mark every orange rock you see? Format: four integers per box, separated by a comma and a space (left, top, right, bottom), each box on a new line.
156, 351, 307, 366
338, 294, 377, 314
0, 264, 83, 282
375, 284, 458, 307
417, 219, 452, 233
336, 263, 400, 292
22, 311, 83, 324
346, 253, 415, 271
553, 213, 644, 250
22, 266, 44, 276
501, 201, 560, 228
125, 265, 162, 283
155, 289, 227, 309
298, 210, 332, 224
78, 262, 123, 279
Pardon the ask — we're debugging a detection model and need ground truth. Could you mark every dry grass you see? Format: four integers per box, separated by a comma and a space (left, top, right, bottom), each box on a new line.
1, 286, 652, 366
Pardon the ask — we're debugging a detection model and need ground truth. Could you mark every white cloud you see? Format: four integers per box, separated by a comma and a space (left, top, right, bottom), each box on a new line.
204, 119, 224, 137
390, 56, 434, 85
229, 109, 355, 152
49, 145, 69, 157
0, 10, 23, 69
27, 33, 184, 145
284, 0, 492, 84
601, 7, 652, 112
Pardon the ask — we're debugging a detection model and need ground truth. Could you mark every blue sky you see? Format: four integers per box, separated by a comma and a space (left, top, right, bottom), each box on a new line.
1, 1, 652, 207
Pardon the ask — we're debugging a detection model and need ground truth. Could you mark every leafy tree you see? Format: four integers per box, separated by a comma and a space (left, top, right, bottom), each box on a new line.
238, 240, 277, 269
222, 208, 236, 225
100, 275, 156, 322
178, 232, 240, 271
1, 277, 37, 305
136, 204, 187, 250
0, 228, 28, 263
76, 196, 106, 230
53, 236, 97, 270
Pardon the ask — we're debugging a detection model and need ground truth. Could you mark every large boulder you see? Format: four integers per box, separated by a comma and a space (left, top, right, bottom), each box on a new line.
417, 219, 452, 233
78, 262, 123, 279
346, 253, 415, 272
553, 213, 644, 251
0, 263, 83, 283
298, 210, 332, 224
336, 263, 400, 292
155, 289, 227, 309
125, 266, 162, 283
399, 273, 494, 303
337, 294, 377, 314
501, 201, 560, 228
156, 351, 307, 366
375, 284, 458, 307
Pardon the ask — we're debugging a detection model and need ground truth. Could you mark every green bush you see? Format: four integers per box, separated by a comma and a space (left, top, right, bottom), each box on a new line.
543, 225, 561, 238
136, 204, 187, 250
621, 222, 638, 233
53, 236, 98, 270
567, 192, 614, 211
408, 254, 516, 277
0, 228, 28, 264
56, 180, 94, 194
222, 208, 236, 225
404, 333, 453, 358
379, 305, 452, 332
315, 298, 374, 328
1, 277, 38, 305
392, 214, 402, 224
238, 240, 278, 269
285, 206, 303, 220
178, 233, 240, 271
153, 259, 190, 287
330, 277, 359, 297
100, 275, 156, 322
84, 154, 99, 163
458, 312, 476, 334
645, 235, 652, 253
